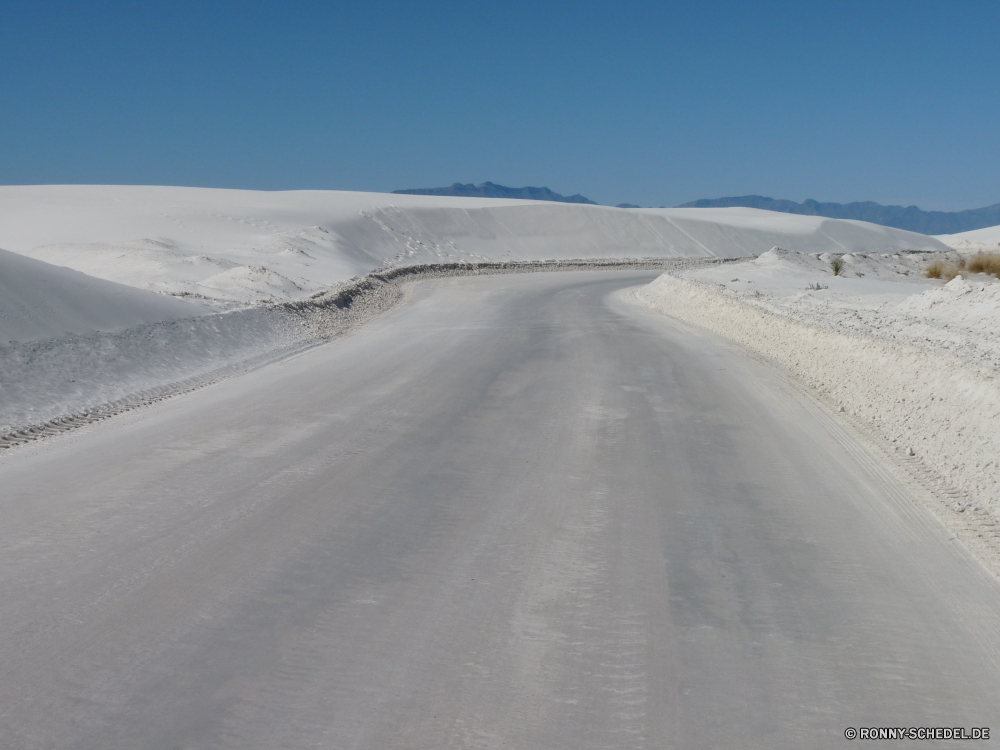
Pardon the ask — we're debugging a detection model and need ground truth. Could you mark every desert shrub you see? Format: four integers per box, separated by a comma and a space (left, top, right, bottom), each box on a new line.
925, 255, 965, 280
966, 251, 1000, 277
830, 257, 844, 276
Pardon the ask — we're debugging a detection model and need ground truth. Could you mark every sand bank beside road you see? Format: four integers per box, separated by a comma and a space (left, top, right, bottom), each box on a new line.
636, 253, 1000, 569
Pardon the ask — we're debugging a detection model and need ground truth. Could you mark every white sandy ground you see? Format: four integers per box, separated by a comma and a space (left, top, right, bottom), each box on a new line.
6, 271, 1000, 748
0, 257, 678, 441
0, 185, 945, 305
635, 248, 1000, 541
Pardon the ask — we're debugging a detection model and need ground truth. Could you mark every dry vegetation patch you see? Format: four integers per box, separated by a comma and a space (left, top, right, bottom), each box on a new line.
926, 251, 1000, 281
925, 255, 964, 280
966, 251, 1000, 277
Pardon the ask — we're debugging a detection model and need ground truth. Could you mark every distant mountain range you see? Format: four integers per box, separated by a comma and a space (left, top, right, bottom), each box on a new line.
391, 186, 1000, 234
393, 182, 597, 205
678, 196, 1000, 235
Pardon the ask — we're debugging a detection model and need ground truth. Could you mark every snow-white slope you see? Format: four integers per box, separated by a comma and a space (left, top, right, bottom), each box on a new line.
0, 186, 947, 304
0, 243, 288, 435
0, 246, 209, 345
935, 224, 1000, 252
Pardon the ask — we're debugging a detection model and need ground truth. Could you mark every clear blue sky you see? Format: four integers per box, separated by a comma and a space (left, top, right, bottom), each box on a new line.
2, 0, 997, 209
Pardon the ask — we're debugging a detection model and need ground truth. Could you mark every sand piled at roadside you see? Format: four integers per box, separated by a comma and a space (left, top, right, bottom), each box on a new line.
0, 259, 697, 449
636, 254, 1000, 523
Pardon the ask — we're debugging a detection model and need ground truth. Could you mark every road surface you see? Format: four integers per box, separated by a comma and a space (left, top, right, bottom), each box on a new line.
1, 271, 998, 749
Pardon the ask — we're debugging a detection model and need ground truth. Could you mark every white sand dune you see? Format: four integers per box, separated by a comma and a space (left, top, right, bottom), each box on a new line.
0, 185, 947, 304
0, 184, 951, 441
0, 246, 209, 345
935, 224, 1000, 252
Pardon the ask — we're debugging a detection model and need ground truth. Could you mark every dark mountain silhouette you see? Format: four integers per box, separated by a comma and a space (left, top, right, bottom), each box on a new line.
678, 195, 1000, 235
393, 182, 597, 205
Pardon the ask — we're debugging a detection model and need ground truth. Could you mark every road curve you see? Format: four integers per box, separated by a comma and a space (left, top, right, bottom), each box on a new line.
0, 271, 998, 749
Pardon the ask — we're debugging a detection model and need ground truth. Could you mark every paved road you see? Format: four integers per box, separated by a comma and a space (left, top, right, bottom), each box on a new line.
1, 271, 999, 749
